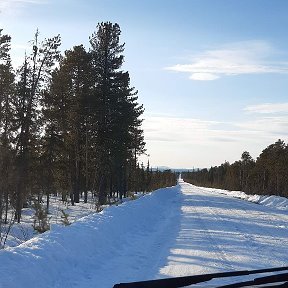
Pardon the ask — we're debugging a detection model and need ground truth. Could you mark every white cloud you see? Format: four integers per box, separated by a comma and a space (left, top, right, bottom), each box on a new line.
143, 116, 220, 144
0, 0, 46, 15
143, 114, 288, 145
141, 114, 288, 168
166, 40, 288, 81
244, 103, 288, 114
189, 72, 219, 81
236, 116, 288, 135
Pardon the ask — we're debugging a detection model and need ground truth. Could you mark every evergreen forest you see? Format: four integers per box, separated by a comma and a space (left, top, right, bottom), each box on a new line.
0, 22, 177, 227
182, 139, 288, 198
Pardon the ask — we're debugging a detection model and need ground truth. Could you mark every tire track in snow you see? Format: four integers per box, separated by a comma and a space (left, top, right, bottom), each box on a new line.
159, 182, 237, 278
200, 187, 288, 267
186, 185, 236, 270
222, 198, 288, 266
158, 180, 288, 279
190, 202, 234, 271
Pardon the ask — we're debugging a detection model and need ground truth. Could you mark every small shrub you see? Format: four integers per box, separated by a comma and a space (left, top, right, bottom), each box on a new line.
60, 210, 71, 226
128, 191, 137, 200
32, 201, 50, 233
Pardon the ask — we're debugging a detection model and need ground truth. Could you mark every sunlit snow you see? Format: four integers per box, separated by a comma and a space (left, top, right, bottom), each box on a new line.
0, 179, 287, 288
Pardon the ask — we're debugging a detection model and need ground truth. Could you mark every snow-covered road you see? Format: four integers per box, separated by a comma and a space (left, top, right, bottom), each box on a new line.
0, 180, 287, 287
159, 180, 288, 279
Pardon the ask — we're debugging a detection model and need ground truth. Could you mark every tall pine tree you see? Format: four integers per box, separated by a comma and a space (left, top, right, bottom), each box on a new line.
44, 45, 92, 205
0, 29, 15, 226
14, 30, 61, 222
89, 22, 145, 204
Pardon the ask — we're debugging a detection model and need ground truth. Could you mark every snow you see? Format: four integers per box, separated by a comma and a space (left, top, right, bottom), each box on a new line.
0, 180, 287, 288
2, 194, 113, 248
201, 186, 288, 210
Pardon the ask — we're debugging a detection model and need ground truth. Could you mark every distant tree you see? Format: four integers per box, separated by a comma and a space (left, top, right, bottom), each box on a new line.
183, 140, 288, 198
240, 151, 255, 191
255, 139, 286, 196
225, 161, 241, 190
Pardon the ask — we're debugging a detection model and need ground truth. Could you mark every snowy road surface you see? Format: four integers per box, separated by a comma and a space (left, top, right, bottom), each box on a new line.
0, 180, 287, 287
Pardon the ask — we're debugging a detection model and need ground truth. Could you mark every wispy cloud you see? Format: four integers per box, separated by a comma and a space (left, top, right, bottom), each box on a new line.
0, 0, 46, 15
143, 116, 220, 143
244, 103, 288, 114
236, 115, 288, 135
143, 113, 288, 150
189, 72, 220, 81
166, 41, 288, 81
140, 113, 288, 168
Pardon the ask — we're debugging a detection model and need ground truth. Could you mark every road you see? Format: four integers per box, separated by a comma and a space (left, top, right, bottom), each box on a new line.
154, 179, 288, 286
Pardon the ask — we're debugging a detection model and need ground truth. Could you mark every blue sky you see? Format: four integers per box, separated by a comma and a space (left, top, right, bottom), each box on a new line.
1, 0, 288, 168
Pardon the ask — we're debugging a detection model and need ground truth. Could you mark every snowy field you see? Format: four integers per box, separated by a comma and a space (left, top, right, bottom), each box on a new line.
1, 194, 101, 248
0, 180, 287, 287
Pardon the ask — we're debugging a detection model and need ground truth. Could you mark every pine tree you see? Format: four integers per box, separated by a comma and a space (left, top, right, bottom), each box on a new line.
0, 29, 15, 226
255, 139, 286, 196
14, 30, 61, 222
89, 22, 145, 204
182, 139, 288, 198
46, 45, 92, 205
240, 151, 254, 192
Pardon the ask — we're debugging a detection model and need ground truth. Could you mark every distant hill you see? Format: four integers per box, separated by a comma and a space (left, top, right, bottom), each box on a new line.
152, 167, 195, 172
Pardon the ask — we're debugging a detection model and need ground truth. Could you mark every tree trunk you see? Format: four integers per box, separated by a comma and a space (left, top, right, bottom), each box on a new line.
98, 174, 106, 205
46, 193, 50, 214
15, 155, 27, 223
84, 121, 88, 203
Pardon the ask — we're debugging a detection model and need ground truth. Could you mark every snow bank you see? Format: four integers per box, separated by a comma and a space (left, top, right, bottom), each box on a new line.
202, 187, 288, 210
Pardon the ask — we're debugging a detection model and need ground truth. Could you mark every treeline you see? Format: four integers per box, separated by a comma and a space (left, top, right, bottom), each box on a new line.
0, 22, 172, 227
182, 139, 288, 198
133, 164, 178, 193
